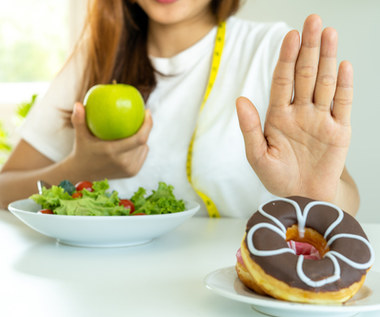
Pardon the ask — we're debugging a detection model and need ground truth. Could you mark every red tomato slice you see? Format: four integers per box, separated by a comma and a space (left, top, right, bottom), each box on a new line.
72, 192, 83, 198
132, 212, 146, 216
75, 181, 93, 192
119, 199, 135, 213
40, 209, 54, 214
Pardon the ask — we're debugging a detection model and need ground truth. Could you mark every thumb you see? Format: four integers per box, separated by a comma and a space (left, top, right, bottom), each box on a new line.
71, 102, 93, 138
236, 96, 267, 165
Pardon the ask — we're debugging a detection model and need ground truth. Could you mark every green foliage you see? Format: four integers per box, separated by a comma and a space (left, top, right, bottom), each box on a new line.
0, 121, 11, 166
0, 94, 37, 167
16, 94, 37, 118
0, 121, 11, 152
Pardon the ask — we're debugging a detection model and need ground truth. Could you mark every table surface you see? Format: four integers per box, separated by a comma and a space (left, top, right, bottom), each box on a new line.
0, 209, 379, 317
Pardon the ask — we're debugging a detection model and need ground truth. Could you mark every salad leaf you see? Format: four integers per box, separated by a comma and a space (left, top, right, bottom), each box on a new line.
30, 185, 73, 210
92, 179, 110, 193
131, 182, 185, 215
130, 187, 147, 210
54, 196, 128, 216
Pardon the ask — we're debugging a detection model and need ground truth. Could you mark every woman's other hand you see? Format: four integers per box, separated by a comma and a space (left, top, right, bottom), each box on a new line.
236, 14, 355, 208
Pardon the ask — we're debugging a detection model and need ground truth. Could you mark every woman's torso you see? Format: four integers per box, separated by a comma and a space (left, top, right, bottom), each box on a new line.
19, 17, 290, 218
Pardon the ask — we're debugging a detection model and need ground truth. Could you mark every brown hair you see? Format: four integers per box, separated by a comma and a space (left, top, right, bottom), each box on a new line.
76, 0, 241, 103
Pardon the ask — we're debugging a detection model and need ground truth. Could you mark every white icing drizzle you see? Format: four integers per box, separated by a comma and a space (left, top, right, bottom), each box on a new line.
302, 201, 344, 239
323, 206, 344, 239
246, 197, 374, 288
297, 253, 340, 287
327, 233, 375, 269
247, 223, 296, 256
257, 201, 289, 234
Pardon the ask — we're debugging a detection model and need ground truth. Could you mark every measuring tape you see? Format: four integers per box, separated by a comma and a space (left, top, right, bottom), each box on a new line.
186, 21, 226, 218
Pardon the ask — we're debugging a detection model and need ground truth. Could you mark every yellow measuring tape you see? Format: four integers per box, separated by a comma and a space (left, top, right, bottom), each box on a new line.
186, 21, 226, 218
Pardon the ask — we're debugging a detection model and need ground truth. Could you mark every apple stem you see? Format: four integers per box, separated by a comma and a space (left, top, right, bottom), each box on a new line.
112, 79, 117, 85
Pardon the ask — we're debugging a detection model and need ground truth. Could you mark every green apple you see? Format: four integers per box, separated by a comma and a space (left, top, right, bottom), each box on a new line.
84, 83, 145, 140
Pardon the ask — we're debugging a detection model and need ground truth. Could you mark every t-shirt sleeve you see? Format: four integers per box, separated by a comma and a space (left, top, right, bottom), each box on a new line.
18, 49, 85, 162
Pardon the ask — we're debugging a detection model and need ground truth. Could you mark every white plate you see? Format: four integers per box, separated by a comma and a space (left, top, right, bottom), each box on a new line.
204, 266, 380, 317
8, 199, 199, 247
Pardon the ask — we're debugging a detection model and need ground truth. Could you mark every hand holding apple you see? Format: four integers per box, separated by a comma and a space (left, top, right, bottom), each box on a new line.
67, 102, 152, 182
84, 83, 145, 140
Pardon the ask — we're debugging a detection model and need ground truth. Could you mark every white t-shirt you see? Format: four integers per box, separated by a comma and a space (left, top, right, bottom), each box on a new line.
20, 17, 290, 218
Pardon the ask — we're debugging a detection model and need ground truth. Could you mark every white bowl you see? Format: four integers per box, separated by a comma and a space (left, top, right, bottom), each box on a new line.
8, 199, 200, 247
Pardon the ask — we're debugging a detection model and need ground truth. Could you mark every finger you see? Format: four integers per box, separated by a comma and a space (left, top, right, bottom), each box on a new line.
332, 61, 353, 125
236, 97, 267, 165
313, 27, 338, 110
112, 109, 153, 153
270, 30, 300, 107
294, 14, 323, 103
72, 102, 95, 139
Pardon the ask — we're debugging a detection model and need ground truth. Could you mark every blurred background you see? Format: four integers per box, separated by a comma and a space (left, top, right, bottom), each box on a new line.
0, 0, 379, 222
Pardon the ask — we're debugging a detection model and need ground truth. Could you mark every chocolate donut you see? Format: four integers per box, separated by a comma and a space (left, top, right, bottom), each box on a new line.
238, 196, 374, 304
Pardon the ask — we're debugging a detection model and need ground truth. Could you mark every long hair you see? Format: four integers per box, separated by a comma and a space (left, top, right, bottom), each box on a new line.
75, 0, 241, 103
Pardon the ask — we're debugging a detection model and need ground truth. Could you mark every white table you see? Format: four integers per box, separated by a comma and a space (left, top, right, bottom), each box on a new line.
0, 209, 379, 317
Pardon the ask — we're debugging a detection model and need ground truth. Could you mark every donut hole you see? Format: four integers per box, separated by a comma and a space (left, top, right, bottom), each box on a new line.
286, 224, 330, 260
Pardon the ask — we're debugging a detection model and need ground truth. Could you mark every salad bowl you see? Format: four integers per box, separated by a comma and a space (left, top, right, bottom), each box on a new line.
8, 199, 200, 247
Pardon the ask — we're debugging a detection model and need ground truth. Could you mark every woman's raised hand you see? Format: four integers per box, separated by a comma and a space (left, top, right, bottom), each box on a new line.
68, 102, 153, 180
236, 14, 353, 203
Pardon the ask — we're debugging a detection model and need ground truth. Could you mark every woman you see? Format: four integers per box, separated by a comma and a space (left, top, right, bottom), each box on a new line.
0, 0, 358, 217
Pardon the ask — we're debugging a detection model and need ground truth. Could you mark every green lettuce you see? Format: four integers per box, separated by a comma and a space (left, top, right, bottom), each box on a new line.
131, 182, 185, 215
30, 179, 185, 216
54, 195, 129, 216
30, 179, 128, 216
30, 185, 73, 210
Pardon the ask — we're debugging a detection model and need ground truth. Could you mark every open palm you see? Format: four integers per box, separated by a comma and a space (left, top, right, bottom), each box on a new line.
236, 14, 353, 202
